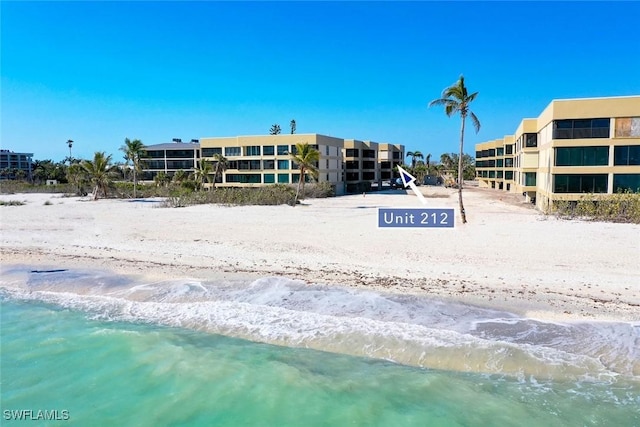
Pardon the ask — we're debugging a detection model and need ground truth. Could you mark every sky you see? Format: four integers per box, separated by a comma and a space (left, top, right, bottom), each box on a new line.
2, 1, 640, 163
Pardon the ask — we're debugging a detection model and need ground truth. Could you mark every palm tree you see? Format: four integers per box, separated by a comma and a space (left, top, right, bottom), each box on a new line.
66, 162, 87, 195
192, 159, 213, 191
429, 76, 481, 223
289, 142, 320, 205
290, 119, 296, 134
81, 152, 116, 200
211, 153, 228, 188
120, 138, 146, 198
406, 151, 424, 169
426, 153, 432, 174
269, 124, 282, 135
172, 169, 187, 184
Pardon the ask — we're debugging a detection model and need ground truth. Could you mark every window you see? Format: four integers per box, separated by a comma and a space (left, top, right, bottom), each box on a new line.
555, 147, 608, 166
615, 117, 640, 138
613, 146, 640, 165
346, 172, 359, 181
277, 160, 289, 170
166, 150, 196, 158
505, 158, 513, 167
363, 171, 375, 180
475, 151, 481, 158
277, 174, 289, 183
553, 118, 610, 139
362, 161, 375, 169
363, 149, 376, 158
496, 159, 504, 167
488, 171, 495, 178
263, 160, 275, 169
263, 146, 275, 156
167, 160, 194, 169
497, 171, 503, 178
525, 133, 538, 148
524, 172, 537, 186
346, 149, 359, 157
505, 145, 513, 155
225, 147, 241, 156
496, 148, 504, 156
393, 152, 401, 159
613, 174, 640, 193
264, 174, 275, 184
381, 161, 391, 169
488, 149, 495, 157
290, 145, 298, 155
346, 161, 359, 169
245, 146, 261, 156
277, 145, 289, 155
554, 174, 607, 193
201, 148, 222, 157
505, 171, 514, 180
227, 161, 238, 169
325, 146, 330, 155
225, 174, 261, 184
238, 160, 261, 170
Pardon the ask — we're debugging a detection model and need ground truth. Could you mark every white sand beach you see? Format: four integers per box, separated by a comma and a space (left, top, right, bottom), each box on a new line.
1, 187, 639, 321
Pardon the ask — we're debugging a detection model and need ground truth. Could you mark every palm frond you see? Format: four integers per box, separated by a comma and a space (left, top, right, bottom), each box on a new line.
470, 111, 481, 134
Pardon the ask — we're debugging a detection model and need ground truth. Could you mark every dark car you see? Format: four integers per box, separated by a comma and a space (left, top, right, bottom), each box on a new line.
389, 178, 406, 189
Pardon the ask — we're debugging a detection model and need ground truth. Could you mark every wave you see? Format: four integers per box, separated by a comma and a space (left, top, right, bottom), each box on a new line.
1, 267, 638, 381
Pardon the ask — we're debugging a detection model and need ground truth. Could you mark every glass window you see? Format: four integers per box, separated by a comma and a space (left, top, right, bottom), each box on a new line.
363, 171, 375, 180
201, 148, 222, 157
497, 171, 503, 178
554, 174, 608, 193
505, 171, 514, 180
346, 161, 359, 169
613, 145, 640, 165
277, 160, 289, 170
381, 161, 391, 169
505, 145, 513, 155
263, 146, 275, 156
488, 149, 495, 157
290, 145, 298, 155
346, 149, 359, 157
496, 159, 503, 167
325, 146, 330, 155
613, 174, 640, 193
525, 133, 537, 148
524, 172, 537, 186
245, 146, 261, 156
504, 158, 513, 167
496, 148, 504, 156
277, 174, 289, 183
553, 118, 610, 139
277, 145, 289, 155
263, 160, 275, 169
363, 149, 376, 158
555, 147, 609, 166
225, 147, 241, 156
362, 161, 375, 169
264, 173, 275, 184
488, 171, 495, 178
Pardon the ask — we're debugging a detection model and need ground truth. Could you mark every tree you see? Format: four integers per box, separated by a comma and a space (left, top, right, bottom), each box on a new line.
120, 138, 146, 198
269, 124, 282, 135
81, 152, 116, 200
192, 159, 213, 191
212, 153, 228, 188
66, 163, 88, 195
289, 142, 319, 205
429, 75, 481, 224
426, 153, 432, 174
406, 151, 424, 169
172, 169, 187, 184
290, 119, 296, 134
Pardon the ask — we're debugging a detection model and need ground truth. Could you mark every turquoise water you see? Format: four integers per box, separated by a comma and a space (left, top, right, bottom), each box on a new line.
2, 298, 639, 427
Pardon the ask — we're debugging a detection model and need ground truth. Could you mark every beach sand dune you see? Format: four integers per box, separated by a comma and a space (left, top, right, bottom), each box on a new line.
1, 188, 638, 321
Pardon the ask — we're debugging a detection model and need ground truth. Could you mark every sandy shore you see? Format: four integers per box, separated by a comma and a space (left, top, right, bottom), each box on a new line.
1, 187, 639, 321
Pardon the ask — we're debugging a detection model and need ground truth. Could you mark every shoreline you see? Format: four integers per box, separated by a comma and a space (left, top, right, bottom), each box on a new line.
1, 189, 639, 322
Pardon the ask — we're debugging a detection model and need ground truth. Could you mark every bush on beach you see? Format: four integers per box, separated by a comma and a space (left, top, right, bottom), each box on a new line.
552, 190, 640, 224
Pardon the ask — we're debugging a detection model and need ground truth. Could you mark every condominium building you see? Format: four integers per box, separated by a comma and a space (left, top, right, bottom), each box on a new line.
0, 149, 34, 180
475, 96, 640, 211
140, 134, 404, 194
139, 139, 200, 180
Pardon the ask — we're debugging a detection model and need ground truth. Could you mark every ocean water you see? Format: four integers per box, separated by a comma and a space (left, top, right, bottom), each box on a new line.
1, 268, 639, 426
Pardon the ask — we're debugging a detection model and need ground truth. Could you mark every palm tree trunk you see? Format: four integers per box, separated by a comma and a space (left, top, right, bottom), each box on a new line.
213, 163, 219, 189
458, 115, 467, 224
133, 165, 137, 198
294, 167, 304, 206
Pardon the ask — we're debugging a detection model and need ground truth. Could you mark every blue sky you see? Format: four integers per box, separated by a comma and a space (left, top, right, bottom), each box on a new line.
2, 1, 639, 163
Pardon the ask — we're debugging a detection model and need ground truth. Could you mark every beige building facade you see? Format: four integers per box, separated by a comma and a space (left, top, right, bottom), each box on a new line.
476, 96, 640, 211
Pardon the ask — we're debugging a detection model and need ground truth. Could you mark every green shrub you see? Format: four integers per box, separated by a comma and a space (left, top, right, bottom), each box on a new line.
0, 200, 26, 206
552, 191, 640, 223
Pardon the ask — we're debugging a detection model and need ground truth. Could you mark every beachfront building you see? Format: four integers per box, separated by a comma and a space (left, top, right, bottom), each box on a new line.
475, 96, 640, 211
198, 134, 404, 195
0, 149, 34, 180
139, 139, 200, 180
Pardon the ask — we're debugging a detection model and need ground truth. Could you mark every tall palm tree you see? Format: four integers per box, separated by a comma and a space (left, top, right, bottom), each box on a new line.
426, 153, 432, 174
81, 152, 116, 200
406, 151, 424, 169
212, 153, 228, 188
289, 142, 320, 205
120, 138, 146, 198
192, 159, 213, 191
429, 75, 480, 223
269, 124, 282, 135
290, 119, 297, 134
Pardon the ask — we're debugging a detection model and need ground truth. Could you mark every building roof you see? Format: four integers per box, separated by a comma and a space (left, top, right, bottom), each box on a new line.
144, 142, 200, 150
